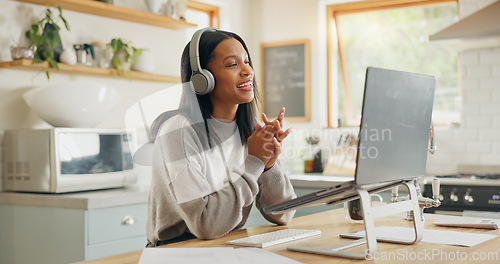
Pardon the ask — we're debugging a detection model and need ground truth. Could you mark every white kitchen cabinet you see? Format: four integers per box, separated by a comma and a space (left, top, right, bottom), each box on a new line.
0, 202, 147, 264
0, 188, 149, 264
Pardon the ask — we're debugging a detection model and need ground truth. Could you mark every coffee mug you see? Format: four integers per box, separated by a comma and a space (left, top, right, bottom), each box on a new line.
343, 193, 383, 223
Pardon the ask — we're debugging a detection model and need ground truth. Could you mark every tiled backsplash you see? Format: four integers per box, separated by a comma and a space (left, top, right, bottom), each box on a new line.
425, 47, 500, 175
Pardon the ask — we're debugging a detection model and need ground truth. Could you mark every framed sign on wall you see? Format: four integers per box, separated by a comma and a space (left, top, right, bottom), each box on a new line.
260, 39, 310, 122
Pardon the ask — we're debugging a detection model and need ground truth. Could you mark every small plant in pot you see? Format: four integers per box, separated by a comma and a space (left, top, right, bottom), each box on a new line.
25, 6, 70, 79
110, 38, 141, 72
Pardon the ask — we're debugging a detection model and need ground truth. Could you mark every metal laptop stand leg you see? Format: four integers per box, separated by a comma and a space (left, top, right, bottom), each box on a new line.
288, 181, 423, 260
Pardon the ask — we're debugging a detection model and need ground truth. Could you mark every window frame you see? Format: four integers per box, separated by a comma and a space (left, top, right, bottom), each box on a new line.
187, 0, 220, 28
326, 0, 459, 127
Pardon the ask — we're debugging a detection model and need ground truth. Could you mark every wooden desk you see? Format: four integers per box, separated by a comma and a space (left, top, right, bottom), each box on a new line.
76, 208, 500, 263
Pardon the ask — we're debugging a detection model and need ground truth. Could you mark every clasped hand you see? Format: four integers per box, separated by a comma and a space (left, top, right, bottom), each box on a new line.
247, 108, 291, 170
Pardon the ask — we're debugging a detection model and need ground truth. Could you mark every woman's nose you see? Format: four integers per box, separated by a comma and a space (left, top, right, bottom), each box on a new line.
241, 64, 254, 77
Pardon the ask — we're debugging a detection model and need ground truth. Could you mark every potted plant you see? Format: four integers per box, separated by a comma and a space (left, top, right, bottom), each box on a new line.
110, 38, 141, 71
25, 6, 70, 79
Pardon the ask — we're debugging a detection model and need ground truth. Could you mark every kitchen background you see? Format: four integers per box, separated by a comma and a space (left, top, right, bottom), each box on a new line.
1, 0, 499, 190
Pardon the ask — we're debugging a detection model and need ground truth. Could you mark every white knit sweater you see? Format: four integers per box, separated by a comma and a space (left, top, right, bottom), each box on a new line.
146, 114, 296, 244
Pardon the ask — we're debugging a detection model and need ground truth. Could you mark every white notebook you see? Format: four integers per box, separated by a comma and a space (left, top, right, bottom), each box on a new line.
433, 218, 499, 229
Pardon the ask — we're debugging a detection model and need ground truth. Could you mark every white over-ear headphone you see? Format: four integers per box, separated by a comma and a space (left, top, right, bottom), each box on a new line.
189, 27, 217, 95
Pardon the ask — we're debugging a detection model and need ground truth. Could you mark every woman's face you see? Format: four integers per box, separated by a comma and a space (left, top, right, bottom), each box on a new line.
207, 38, 254, 108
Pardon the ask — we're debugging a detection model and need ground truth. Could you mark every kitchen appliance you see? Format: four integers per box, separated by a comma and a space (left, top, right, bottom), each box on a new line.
3, 128, 136, 193
423, 165, 500, 214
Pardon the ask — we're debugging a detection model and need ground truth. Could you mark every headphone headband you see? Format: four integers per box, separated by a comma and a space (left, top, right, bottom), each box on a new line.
190, 27, 217, 73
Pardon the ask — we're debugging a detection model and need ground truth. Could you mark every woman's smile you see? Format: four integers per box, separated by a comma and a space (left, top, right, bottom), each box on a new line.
237, 79, 253, 91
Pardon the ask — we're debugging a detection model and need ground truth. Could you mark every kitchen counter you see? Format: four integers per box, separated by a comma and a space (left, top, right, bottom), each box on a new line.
0, 172, 412, 211
0, 174, 349, 210
0, 185, 149, 210
0, 173, 387, 211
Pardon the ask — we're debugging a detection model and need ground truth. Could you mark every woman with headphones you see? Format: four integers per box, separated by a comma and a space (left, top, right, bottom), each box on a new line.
146, 27, 296, 247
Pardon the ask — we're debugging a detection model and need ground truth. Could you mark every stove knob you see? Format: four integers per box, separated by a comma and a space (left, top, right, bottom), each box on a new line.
450, 192, 459, 203
464, 192, 474, 205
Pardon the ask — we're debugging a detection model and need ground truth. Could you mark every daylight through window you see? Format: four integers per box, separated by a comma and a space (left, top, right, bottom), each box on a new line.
329, 0, 459, 127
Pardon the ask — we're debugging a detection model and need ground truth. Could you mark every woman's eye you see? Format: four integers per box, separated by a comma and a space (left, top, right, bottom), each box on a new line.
227, 63, 237, 67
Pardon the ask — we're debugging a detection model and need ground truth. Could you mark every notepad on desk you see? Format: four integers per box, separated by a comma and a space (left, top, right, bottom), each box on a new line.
433, 218, 499, 229
138, 247, 303, 264
341, 226, 497, 247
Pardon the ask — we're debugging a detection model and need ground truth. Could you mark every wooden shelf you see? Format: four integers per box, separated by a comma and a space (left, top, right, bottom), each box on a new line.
0, 59, 181, 83
16, 0, 197, 30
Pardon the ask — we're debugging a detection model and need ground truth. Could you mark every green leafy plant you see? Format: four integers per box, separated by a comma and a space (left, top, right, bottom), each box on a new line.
110, 38, 141, 71
25, 6, 70, 79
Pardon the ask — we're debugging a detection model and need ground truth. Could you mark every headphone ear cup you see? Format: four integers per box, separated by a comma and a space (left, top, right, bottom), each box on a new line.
201, 69, 215, 94
191, 69, 215, 95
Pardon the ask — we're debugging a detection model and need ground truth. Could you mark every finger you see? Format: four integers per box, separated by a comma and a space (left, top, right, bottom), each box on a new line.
277, 128, 292, 142
262, 122, 278, 138
270, 120, 282, 137
273, 138, 281, 151
255, 122, 262, 131
278, 107, 285, 122
273, 137, 281, 152
262, 113, 270, 124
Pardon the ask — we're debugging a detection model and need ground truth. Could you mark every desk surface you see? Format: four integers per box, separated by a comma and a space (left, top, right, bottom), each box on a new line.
76, 208, 500, 264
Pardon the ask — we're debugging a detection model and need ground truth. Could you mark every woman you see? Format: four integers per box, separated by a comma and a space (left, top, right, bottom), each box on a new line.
146, 28, 296, 247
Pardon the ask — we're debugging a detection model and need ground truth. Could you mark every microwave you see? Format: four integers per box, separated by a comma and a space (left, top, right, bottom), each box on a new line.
3, 128, 136, 193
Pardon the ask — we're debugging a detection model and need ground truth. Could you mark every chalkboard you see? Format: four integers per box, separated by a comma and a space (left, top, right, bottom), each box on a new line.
260, 39, 310, 122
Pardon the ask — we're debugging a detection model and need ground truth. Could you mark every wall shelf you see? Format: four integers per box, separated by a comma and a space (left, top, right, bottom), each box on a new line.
15, 0, 197, 30
0, 59, 181, 83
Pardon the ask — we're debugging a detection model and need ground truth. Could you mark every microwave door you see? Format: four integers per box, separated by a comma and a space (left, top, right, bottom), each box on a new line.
56, 132, 131, 193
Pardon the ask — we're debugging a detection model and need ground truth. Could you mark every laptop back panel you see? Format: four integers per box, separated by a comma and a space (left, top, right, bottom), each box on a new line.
354, 67, 436, 186
263, 67, 436, 214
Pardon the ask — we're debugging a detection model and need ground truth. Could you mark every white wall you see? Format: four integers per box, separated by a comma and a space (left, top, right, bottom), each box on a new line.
426, 0, 500, 175
249, 0, 324, 130
0, 0, 251, 189
1, 0, 499, 189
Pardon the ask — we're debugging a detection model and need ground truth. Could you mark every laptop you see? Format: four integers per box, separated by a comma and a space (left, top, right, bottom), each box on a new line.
264, 67, 436, 214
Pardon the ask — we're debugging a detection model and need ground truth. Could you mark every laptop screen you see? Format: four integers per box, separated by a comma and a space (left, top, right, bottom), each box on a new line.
354, 67, 436, 185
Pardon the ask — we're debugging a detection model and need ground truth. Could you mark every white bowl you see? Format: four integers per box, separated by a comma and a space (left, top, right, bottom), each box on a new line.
23, 80, 121, 127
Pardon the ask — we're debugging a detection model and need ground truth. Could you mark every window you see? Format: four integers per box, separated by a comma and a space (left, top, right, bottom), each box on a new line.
327, 0, 459, 127
186, 0, 219, 29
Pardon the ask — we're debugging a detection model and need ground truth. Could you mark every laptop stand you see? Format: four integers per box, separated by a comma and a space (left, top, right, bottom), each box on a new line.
287, 181, 423, 260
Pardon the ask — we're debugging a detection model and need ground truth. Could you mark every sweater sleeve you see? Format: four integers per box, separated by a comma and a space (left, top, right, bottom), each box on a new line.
174, 156, 265, 239
255, 162, 297, 225
155, 118, 266, 240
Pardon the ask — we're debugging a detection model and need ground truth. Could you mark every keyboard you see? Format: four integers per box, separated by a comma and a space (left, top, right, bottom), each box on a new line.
433, 218, 499, 229
225, 229, 321, 248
